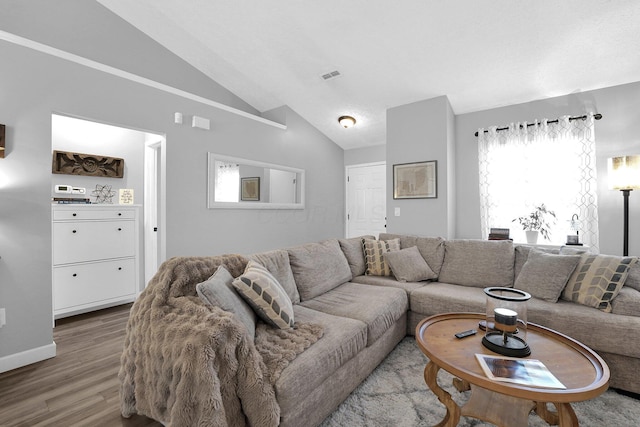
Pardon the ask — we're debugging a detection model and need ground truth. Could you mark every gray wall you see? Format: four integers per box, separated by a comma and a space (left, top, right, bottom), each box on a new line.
0, 3, 344, 365
386, 96, 456, 238
344, 144, 385, 166
455, 81, 640, 256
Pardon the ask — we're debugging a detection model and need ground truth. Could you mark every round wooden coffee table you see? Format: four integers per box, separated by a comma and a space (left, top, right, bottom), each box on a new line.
415, 313, 609, 427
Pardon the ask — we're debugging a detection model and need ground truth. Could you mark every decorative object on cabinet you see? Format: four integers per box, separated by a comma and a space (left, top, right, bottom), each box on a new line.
393, 160, 437, 199
91, 184, 116, 204
119, 189, 134, 205
241, 177, 260, 201
52, 204, 141, 319
0, 123, 5, 158
52, 150, 124, 178
608, 155, 640, 256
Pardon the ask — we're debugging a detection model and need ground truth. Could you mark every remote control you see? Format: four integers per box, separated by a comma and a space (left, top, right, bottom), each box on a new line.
454, 329, 477, 339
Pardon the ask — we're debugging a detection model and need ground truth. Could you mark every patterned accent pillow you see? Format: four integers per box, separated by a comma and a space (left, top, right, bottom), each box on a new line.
561, 254, 638, 312
196, 265, 257, 338
363, 238, 401, 276
232, 260, 295, 329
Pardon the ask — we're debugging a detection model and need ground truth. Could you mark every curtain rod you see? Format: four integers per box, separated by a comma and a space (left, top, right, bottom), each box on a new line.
474, 113, 602, 137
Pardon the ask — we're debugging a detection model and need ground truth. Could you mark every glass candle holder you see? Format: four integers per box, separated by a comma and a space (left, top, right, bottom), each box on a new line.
482, 287, 531, 357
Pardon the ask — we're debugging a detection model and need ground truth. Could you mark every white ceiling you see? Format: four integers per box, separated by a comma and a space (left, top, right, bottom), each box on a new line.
98, 0, 640, 150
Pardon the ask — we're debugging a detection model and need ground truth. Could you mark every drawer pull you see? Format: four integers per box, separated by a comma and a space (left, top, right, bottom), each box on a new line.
118, 213, 122, 216
118, 267, 123, 271
72, 213, 77, 217
72, 273, 77, 277
117, 228, 122, 231
72, 230, 77, 233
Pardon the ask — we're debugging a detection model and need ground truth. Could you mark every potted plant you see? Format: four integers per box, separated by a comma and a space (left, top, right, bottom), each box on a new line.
512, 204, 557, 244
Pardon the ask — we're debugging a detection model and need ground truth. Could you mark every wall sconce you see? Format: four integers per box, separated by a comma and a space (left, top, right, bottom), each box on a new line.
608, 155, 640, 256
338, 115, 356, 128
0, 124, 5, 158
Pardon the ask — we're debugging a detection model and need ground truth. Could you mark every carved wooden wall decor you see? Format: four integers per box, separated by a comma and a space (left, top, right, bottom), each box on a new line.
52, 150, 124, 178
0, 124, 5, 159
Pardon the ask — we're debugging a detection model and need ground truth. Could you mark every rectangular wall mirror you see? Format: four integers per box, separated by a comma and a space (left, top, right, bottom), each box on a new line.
207, 153, 305, 209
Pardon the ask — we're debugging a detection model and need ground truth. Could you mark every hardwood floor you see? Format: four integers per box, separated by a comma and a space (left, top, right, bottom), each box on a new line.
0, 304, 162, 427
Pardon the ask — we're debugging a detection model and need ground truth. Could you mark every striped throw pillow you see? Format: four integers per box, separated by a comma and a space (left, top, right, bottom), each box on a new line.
233, 260, 295, 329
363, 238, 401, 276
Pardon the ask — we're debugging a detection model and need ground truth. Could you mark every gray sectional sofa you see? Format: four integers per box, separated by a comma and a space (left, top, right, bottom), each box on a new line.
119, 234, 640, 427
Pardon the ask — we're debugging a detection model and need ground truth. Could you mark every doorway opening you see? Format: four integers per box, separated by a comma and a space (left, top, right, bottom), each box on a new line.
51, 113, 166, 291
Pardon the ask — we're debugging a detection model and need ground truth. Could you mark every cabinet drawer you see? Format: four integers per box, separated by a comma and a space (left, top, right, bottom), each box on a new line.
53, 220, 136, 264
53, 208, 136, 221
53, 258, 136, 311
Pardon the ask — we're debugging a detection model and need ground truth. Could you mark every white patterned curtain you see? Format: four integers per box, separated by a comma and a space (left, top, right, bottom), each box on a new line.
478, 114, 599, 251
215, 160, 240, 202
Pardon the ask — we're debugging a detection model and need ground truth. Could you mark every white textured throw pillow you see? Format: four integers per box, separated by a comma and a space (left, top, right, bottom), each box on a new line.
233, 260, 295, 329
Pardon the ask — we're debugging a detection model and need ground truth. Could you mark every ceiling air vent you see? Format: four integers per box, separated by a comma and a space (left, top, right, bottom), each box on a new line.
321, 70, 341, 81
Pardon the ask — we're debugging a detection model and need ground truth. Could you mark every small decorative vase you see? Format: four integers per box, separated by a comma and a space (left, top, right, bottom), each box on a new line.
525, 230, 539, 244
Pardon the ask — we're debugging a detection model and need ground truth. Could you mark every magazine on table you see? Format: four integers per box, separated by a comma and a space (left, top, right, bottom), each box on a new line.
475, 354, 566, 389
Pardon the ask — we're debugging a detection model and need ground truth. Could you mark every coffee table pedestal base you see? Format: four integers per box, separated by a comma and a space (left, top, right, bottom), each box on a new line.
425, 361, 579, 427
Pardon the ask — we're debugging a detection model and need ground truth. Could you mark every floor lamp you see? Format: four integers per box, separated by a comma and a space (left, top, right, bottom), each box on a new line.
608, 155, 640, 256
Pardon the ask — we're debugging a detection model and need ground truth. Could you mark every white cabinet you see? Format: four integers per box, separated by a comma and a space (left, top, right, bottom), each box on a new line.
52, 205, 141, 319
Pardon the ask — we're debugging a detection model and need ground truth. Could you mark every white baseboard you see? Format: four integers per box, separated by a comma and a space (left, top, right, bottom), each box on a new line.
0, 342, 57, 374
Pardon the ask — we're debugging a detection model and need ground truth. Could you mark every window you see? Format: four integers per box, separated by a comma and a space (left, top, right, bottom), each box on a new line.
215, 160, 239, 202
478, 114, 599, 251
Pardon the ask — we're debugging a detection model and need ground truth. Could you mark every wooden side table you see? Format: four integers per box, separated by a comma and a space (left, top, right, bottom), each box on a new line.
416, 313, 609, 427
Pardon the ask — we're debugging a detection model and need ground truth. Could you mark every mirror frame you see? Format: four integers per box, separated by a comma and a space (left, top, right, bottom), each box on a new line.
207, 153, 305, 209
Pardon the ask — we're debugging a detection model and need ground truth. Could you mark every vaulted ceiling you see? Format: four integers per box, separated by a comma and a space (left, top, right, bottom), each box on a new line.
98, 0, 640, 150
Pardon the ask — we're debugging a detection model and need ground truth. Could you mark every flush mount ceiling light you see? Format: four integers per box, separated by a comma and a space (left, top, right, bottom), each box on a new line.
338, 115, 356, 128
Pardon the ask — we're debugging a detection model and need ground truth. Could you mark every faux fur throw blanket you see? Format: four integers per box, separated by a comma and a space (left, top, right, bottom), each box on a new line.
255, 321, 324, 385
119, 255, 282, 427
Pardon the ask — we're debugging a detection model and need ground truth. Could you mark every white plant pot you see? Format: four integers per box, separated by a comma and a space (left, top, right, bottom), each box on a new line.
525, 230, 539, 244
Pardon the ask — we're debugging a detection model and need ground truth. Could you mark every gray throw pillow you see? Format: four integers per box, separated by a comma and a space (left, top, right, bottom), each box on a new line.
383, 246, 437, 282
233, 260, 295, 329
196, 265, 257, 338
249, 249, 300, 304
514, 250, 582, 302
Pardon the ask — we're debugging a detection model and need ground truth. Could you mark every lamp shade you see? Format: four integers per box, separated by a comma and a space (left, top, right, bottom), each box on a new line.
608, 155, 640, 190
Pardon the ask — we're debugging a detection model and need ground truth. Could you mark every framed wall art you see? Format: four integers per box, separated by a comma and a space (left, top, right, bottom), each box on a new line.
393, 160, 437, 199
241, 177, 260, 201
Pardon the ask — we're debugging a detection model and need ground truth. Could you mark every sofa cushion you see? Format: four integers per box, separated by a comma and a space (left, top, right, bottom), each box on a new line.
300, 282, 407, 345
383, 246, 437, 282
514, 250, 582, 302
350, 274, 427, 293
410, 283, 488, 316
611, 287, 640, 317
438, 239, 515, 288
363, 238, 401, 276
233, 260, 295, 329
339, 235, 375, 278
561, 254, 638, 312
196, 265, 257, 339
250, 249, 300, 304
275, 305, 367, 411
380, 233, 446, 275
287, 239, 353, 301
514, 245, 560, 279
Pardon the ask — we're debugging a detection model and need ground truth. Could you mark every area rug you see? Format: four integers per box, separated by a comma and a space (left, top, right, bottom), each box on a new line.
320, 338, 639, 427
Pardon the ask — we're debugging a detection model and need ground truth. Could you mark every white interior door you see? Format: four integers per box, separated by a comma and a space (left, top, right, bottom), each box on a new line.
269, 169, 296, 203
144, 138, 163, 286
346, 162, 386, 238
